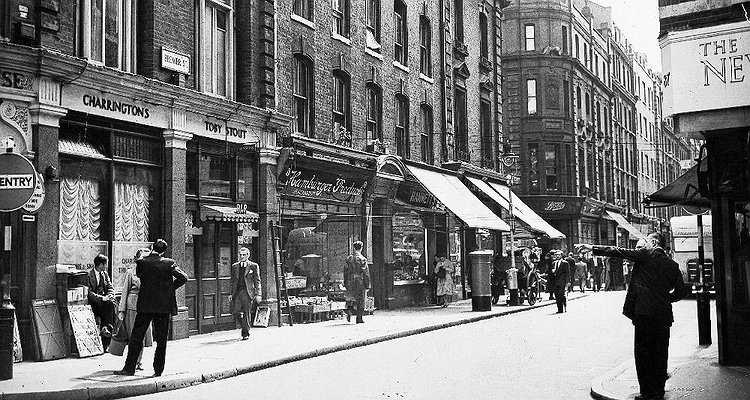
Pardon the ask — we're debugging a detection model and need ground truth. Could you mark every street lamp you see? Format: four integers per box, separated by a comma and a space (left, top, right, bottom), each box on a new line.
500, 139, 520, 269
500, 140, 520, 305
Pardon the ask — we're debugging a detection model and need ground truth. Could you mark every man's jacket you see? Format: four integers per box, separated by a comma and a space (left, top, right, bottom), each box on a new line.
136, 253, 188, 315
593, 246, 687, 325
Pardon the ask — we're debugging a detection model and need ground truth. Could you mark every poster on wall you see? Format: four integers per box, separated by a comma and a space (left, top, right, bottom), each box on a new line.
111, 241, 153, 293
57, 240, 108, 271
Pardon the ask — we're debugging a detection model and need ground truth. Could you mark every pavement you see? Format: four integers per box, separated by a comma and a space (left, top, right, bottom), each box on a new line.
1, 292, 747, 400
590, 302, 750, 400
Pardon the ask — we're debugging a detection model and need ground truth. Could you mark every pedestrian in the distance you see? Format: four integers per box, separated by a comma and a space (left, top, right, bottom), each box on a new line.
574, 256, 587, 292
576, 233, 687, 400
344, 241, 371, 323
116, 248, 153, 370
544, 252, 555, 300
551, 251, 570, 313
434, 254, 456, 308
115, 239, 188, 377
230, 247, 261, 340
592, 255, 604, 292
565, 252, 576, 294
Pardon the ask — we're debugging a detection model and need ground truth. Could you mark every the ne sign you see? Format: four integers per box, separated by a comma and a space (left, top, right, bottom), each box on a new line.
0, 152, 37, 212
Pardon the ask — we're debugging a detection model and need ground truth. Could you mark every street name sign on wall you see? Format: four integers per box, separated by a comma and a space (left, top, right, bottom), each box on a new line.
660, 21, 750, 117
0, 152, 37, 212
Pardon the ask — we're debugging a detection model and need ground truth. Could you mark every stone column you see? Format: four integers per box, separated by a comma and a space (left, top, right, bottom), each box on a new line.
258, 147, 280, 325
25, 77, 67, 358
163, 119, 192, 339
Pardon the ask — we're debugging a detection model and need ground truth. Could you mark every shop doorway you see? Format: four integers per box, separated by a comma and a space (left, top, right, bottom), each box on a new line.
190, 221, 235, 334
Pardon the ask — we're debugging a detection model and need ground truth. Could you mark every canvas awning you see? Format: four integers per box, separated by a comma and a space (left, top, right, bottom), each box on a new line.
605, 210, 646, 240
643, 163, 710, 208
405, 165, 509, 231
201, 205, 259, 223
467, 177, 566, 239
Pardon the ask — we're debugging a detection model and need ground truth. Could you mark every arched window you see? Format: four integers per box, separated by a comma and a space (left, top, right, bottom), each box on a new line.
293, 54, 314, 136
394, 0, 408, 65
419, 16, 432, 76
332, 70, 351, 139
366, 83, 382, 140
420, 105, 434, 164
479, 12, 488, 60
395, 95, 410, 158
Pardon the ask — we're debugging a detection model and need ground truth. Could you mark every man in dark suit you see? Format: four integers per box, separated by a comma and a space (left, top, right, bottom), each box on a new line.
551, 250, 570, 313
87, 254, 116, 348
565, 252, 576, 294
577, 233, 687, 400
115, 239, 188, 377
229, 247, 261, 340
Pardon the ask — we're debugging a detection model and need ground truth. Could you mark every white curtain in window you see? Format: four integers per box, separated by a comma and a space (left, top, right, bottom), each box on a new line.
59, 177, 102, 240
114, 182, 149, 241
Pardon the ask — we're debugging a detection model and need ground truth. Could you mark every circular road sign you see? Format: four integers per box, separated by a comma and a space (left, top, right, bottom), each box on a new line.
0, 152, 38, 212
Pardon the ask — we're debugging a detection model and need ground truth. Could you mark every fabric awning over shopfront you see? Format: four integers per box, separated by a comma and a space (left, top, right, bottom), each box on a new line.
406, 165, 509, 231
467, 177, 566, 239
201, 205, 259, 223
643, 163, 711, 208
605, 210, 646, 240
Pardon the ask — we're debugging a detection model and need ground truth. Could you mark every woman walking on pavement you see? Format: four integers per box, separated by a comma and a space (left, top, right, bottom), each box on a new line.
434, 254, 456, 307
117, 248, 153, 371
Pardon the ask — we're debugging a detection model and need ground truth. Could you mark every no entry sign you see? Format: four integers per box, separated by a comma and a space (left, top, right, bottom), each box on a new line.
0, 152, 38, 212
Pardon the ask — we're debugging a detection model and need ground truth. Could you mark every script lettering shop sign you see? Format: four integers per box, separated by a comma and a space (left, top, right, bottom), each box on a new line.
279, 166, 368, 204
522, 197, 584, 216
660, 21, 750, 117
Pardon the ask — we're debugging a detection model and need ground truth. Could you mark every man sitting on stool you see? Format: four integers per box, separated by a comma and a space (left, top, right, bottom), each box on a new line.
87, 254, 116, 349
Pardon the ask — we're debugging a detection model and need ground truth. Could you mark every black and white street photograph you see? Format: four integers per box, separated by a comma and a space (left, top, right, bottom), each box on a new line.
1, 0, 749, 398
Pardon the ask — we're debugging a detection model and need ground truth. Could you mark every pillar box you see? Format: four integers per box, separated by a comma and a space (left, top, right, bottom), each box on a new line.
469, 250, 493, 311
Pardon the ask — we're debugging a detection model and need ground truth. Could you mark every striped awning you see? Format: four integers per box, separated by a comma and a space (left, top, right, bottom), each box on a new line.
201, 205, 259, 223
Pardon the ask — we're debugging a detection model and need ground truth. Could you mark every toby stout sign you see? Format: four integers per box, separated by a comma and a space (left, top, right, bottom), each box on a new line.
660, 21, 750, 117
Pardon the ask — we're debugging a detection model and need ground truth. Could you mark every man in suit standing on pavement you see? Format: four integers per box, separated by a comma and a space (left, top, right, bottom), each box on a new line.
576, 233, 687, 400
565, 252, 576, 294
87, 254, 116, 349
551, 250, 570, 313
229, 247, 261, 340
115, 239, 188, 377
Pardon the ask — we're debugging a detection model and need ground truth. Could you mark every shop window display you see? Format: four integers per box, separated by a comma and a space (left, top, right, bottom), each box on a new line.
282, 216, 361, 292
392, 212, 426, 281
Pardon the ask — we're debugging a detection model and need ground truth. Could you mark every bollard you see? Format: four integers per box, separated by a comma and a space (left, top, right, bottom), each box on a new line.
696, 290, 712, 345
506, 267, 519, 306
469, 250, 493, 311
0, 303, 14, 380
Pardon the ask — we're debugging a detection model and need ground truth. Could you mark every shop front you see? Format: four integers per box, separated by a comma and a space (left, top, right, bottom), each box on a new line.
183, 134, 260, 335
399, 162, 510, 302
386, 179, 448, 308
276, 152, 372, 318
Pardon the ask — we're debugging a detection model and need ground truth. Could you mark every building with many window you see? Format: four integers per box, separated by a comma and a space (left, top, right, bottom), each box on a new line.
501, 0, 622, 253
0, 0, 289, 352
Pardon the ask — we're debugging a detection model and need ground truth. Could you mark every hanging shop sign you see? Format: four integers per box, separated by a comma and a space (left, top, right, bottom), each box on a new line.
660, 21, 750, 117
278, 165, 369, 204
0, 151, 38, 212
